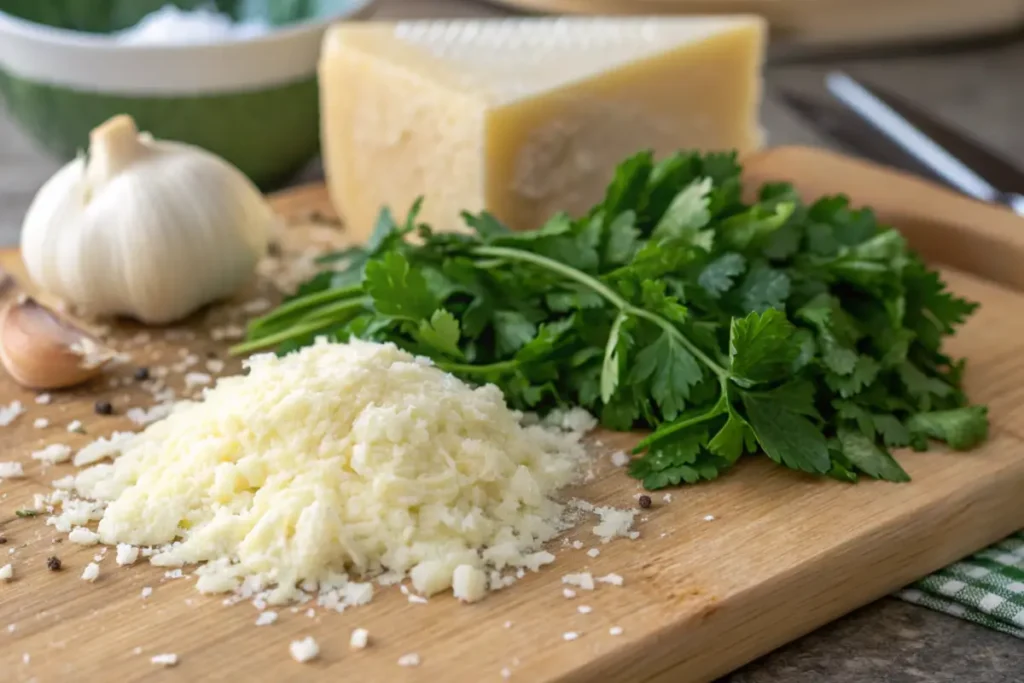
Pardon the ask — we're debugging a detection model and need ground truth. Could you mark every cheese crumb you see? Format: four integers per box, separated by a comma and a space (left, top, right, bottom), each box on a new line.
597, 573, 624, 587
562, 573, 595, 591
184, 372, 212, 390
609, 626, 624, 636
289, 636, 319, 663
0, 564, 12, 581
452, 565, 488, 603
592, 506, 637, 542
115, 544, 140, 566
126, 404, 173, 426
501, 667, 512, 679
206, 359, 226, 374
0, 462, 25, 479
62, 341, 591, 605
562, 588, 576, 599
33, 418, 49, 429
141, 586, 153, 598
68, 527, 100, 545
31, 444, 72, 465
255, 611, 278, 626
577, 605, 592, 614
35, 394, 52, 405
704, 514, 716, 521
151, 653, 178, 667
73, 431, 134, 466
349, 628, 369, 650
609, 450, 630, 467
67, 420, 85, 434
81, 562, 100, 582
397, 653, 421, 667
662, 493, 673, 503
563, 631, 580, 641
586, 548, 600, 558
0, 401, 24, 426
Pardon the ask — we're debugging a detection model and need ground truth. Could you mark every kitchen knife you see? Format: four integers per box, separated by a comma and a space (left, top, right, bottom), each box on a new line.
825, 72, 1024, 216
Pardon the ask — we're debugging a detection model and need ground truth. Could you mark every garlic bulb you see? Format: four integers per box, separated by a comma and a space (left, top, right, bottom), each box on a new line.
20, 115, 272, 325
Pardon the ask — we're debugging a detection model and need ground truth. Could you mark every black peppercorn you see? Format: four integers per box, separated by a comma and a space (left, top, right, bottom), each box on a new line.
46, 556, 62, 571
638, 495, 652, 509
134, 367, 150, 381
94, 400, 113, 415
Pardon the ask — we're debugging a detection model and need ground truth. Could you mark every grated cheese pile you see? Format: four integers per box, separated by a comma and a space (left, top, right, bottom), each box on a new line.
56, 340, 592, 603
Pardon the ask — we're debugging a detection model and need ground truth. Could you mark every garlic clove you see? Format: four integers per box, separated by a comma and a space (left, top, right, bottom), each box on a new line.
0, 296, 117, 390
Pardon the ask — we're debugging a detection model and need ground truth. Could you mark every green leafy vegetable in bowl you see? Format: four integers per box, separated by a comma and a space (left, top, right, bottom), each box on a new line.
234, 150, 988, 489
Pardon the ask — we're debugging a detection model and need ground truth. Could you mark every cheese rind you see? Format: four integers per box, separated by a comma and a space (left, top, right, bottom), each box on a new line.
320, 17, 765, 237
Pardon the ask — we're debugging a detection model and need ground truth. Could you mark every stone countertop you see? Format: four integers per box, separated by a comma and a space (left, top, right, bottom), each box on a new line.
0, 0, 1022, 680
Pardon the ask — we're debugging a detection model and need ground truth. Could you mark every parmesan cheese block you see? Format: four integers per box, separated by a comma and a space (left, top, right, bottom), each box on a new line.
319, 17, 766, 237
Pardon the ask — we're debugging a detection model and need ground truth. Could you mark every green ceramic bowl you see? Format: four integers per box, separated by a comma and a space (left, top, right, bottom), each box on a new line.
0, 0, 376, 189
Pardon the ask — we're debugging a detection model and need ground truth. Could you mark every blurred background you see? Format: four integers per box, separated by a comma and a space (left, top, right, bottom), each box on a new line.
2, 0, 1022, 247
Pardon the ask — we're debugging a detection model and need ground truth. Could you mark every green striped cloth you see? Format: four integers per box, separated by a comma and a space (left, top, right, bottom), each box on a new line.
896, 532, 1024, 638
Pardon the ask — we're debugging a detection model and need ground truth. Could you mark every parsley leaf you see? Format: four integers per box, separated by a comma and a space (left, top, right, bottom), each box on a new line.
417, 310, 463, 359
729, 310, 800, 386
837, 427, 911, 482
907, 406, 989, 450
629, 330, 703, 420
698, 253, 746, 298
364, 252, 438, 320
742, 384, 831, 474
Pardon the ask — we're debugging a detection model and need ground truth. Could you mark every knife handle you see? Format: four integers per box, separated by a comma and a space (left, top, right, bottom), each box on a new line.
745, 146, 1024, 293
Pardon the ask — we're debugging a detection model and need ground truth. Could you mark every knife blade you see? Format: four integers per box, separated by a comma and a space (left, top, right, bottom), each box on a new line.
825, 72, 1024, 216
776, 89, 947, 185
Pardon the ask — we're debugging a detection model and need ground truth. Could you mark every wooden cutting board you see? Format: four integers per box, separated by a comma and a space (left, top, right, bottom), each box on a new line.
1, 146, 1024, 683
481, 0, 1024, 47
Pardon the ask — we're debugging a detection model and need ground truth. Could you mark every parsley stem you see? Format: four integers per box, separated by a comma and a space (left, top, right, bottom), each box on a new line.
436, 359, 520, 375
633, 387, 728, 452
247, 284, 364, 335
229, 297, 370, 355
472, 245, 729, 378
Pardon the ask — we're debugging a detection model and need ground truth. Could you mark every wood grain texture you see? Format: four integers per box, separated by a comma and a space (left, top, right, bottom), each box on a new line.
481, 0, 1024, 46
1, 146, 1023, 683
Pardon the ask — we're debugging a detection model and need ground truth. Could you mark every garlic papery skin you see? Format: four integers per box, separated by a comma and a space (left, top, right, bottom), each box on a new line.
20, 114, 272, 325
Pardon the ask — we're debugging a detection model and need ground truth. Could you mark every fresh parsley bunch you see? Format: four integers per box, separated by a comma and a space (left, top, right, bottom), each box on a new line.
234, 151, 988, 489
